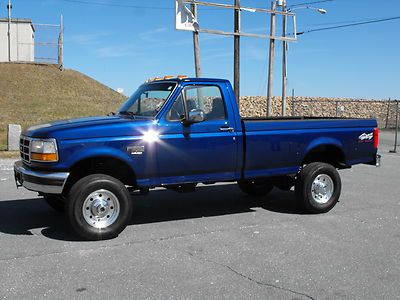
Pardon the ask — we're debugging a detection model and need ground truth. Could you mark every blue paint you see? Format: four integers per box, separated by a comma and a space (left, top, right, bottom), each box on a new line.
20, 78, 378, 188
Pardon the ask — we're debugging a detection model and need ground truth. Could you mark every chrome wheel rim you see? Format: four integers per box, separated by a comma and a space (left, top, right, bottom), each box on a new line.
311, 174, 334, 204
82, 189, 120, 229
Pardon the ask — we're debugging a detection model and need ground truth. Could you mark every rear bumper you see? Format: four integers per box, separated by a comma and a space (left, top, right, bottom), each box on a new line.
14, 160, 69, 194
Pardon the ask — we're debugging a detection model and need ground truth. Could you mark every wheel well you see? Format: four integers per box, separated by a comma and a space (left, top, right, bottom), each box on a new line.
62, 156, 137, 195
302, 145, 346, 168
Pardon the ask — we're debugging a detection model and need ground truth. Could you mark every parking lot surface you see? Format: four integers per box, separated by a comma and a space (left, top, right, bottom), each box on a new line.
0, 131, 399, 299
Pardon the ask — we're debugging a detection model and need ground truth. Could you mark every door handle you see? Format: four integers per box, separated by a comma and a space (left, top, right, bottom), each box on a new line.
219, 126, 234, 133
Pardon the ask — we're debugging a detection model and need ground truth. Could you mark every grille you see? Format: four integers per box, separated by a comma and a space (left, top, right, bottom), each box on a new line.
20, 136, 31, 163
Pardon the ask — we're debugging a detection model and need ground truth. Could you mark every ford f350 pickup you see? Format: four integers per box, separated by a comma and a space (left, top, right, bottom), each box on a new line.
14, 77, 381, 240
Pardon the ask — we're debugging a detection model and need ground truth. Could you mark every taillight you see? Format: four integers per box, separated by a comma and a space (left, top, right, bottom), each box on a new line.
373, 127, 379, 149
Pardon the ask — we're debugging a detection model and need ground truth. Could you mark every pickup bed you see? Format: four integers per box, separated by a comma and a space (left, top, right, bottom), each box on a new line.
14, 77, 380, 240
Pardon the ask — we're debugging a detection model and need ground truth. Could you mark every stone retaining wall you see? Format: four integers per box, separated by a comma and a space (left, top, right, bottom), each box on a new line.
239, 96, 399, 128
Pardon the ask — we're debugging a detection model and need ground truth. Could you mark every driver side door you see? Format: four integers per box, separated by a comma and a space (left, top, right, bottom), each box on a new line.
156, 83, 238, 184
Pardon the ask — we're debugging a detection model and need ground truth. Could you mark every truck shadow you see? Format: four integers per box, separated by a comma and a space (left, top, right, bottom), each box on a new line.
0, 197, 79, 240
0, 185, 304, 241
130, 185, 303, 225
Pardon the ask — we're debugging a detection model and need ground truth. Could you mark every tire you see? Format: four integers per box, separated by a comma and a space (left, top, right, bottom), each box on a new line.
295, 162, 341, 213
43, 194, 65, 212
237, 179, 273, 197
66, 174, 133, 240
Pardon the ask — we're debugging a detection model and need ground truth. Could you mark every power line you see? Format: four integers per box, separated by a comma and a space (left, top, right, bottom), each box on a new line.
60, 0, 217, 11
61, 0, 173, 10
42, 1, 400, 36
297, 16, 400, 35
302, 17, 392, 27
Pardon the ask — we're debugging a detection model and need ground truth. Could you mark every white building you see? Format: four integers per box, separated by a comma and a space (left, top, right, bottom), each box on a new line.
0, 18, 35, 62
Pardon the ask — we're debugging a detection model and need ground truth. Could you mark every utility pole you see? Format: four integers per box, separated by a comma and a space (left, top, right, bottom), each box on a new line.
7, 0, 12, 62
390, 100, 399, 153
176, 0, 297, 112
291, 88, 295, 116
281, 0, 287, 116
233, 0, 241, 107
266, 0, 277, 116
58, 14, 64, 71
191, 3, 201, 77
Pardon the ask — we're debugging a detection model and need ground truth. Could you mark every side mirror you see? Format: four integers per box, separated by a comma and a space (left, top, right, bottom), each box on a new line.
185, 109, 205, 125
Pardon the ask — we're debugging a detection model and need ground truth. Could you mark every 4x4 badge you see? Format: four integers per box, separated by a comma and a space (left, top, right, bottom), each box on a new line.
127, 146, 144, 155
358, 132, 373, 142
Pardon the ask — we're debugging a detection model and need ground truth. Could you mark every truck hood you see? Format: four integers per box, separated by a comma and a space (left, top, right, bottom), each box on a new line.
22, 115, 155, 140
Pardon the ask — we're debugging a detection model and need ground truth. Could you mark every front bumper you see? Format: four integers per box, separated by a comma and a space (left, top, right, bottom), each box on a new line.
14, 160, 69, 194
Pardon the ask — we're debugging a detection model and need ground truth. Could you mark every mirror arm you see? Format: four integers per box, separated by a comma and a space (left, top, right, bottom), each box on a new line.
181, 118, 192, 127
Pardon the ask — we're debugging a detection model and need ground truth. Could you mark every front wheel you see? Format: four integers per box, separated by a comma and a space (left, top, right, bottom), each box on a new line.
295, 162, 341, 213
237, 179, 273, 197
66, 174, 133, 240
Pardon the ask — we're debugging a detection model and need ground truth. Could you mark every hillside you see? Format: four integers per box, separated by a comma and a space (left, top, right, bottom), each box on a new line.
0, 63, 127, 150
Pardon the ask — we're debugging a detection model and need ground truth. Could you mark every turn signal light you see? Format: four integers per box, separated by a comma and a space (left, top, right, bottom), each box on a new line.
31, 153, 58, 162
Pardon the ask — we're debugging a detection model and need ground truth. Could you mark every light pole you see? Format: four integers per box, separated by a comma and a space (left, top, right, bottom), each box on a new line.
7, 0, 12, 62
281, 0, 287, 116
234, 0, 241, 107
282, 4, 327, 116
266, 0, 277, 117
191, 3, 201, 77
289, 5, 327, 14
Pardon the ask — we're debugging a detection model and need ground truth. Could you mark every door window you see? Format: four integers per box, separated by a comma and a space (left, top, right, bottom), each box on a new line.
167, 85, 226, 121
166, 94, 185, 121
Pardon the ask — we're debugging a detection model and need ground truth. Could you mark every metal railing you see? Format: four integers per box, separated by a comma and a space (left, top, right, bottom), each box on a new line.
14, 17, 63, 70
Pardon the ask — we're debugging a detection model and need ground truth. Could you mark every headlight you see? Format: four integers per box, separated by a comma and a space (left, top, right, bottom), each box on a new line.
30, 139, 58, 162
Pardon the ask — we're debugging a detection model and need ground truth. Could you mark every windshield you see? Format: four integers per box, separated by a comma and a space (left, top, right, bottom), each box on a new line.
118, 82, 176, 117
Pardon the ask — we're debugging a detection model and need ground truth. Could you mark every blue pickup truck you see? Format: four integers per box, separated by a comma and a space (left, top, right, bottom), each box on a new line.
14, 77, 380, 240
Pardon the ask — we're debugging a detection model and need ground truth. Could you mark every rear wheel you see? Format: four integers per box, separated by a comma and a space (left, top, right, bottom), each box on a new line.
43, 195, 65, 212
66, 174, 133, 240
295, 162, 341, 213
237, 179, 273, 197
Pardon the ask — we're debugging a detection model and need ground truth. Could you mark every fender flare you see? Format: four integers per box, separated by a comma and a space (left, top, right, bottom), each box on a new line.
303, 137, 346, 166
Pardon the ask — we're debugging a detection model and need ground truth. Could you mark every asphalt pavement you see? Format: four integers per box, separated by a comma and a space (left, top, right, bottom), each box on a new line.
0, 131, 399, 299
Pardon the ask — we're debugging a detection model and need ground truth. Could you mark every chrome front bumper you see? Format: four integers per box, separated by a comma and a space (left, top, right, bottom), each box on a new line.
14, 160, 69, 194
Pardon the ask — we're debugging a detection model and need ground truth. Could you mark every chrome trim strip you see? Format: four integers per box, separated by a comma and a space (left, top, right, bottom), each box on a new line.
14, 160, 69, 194
22, 181, 65, 194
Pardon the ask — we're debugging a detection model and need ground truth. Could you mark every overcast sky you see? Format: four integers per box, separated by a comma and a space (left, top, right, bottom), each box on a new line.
4, 0, 400, 99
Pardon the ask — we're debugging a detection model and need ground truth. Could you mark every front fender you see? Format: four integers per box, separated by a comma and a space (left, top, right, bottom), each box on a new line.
57, 138, 157, 184
62, 145, 135, 169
